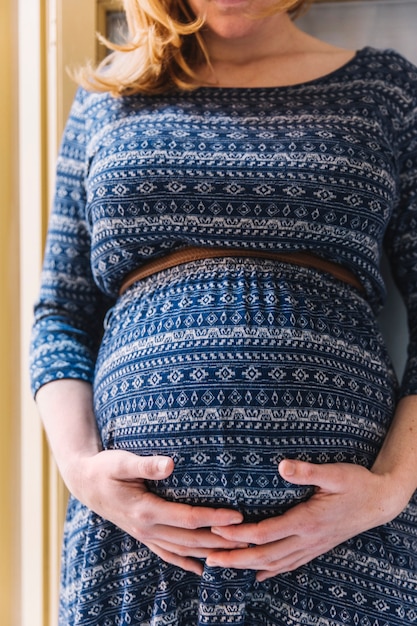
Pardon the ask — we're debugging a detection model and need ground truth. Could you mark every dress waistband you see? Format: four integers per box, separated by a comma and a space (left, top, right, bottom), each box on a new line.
118, 246, 365, 296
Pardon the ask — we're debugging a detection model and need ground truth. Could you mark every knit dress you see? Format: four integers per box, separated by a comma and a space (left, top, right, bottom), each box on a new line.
30, 47, 417, 625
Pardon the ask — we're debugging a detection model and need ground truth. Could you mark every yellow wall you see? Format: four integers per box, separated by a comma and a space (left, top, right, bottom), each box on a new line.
0, 0, 20, 623
17, 3, 97, 624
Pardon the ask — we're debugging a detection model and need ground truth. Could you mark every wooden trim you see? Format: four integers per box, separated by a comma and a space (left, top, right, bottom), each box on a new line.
45, 3, 98, 623
18, 0, 49, 624
18, 2, 98, 624
0, 0, 20, 623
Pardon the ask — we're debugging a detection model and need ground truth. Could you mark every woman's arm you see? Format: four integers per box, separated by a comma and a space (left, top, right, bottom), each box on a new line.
371, 394, 417, 507
36, 378, 245, 575
206, 395, 417, 580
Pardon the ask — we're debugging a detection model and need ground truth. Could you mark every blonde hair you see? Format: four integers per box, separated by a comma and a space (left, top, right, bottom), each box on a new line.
75, 0, 313, 96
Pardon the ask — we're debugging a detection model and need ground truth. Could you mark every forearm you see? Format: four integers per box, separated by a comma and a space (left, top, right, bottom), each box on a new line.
35, 379, 103, 492
371, 394, 417, 515
35, 380, 245, 574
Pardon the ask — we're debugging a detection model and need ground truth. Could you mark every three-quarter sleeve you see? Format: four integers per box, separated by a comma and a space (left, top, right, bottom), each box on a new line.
30, 89, 114, 395
384, 83, 417, 397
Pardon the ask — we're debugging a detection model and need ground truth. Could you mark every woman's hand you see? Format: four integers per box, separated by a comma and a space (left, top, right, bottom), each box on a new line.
35, 380, 245, 576
67, 449, 245, 576
207, 459, 410, 581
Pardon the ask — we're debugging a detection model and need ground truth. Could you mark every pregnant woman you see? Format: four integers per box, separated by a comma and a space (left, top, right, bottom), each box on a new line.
30, 0, 417, 624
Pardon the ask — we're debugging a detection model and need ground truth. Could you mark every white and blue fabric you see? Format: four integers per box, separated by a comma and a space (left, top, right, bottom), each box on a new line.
31, 48, 417, 625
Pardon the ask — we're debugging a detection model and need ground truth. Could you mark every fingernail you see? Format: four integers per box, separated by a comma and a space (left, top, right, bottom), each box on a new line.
281, 460, 295, 476
157, 458, 171, 473
257, 573, 268, 583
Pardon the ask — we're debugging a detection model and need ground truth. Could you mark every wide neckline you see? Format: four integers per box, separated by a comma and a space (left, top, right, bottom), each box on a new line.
193, 47, 371, 93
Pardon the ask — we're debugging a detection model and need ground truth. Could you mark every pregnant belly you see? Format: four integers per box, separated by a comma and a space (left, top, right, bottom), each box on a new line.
93, 259, 397, 521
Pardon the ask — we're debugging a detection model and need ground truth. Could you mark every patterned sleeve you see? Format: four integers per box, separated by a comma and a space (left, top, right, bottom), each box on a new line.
384, 69, 417, 398
30, 88, 114, 396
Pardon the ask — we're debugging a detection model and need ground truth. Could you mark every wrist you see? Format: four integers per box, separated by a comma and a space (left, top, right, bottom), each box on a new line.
370, 465, 414, 523
59, 446, 102, 502
369, 396, 417, 520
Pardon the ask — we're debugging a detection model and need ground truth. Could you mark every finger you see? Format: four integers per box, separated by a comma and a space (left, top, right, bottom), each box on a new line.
206, 544, 271, 570
150, 539, 214, 559
150, 527, 250, 552
106, 450, 175, 481
136, 454, 175, 480
207, 537, 304, 571
212, 516, 295, 544
256, 562, 297, 581
278, 459, 344, 490
256, 548, 320, 581
146, 541, 204, 576
139, 492, 244, 530
148, 538, 223, 559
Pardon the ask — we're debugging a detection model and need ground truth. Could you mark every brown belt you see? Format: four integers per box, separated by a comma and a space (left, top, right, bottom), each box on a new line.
119, 246, 364, 296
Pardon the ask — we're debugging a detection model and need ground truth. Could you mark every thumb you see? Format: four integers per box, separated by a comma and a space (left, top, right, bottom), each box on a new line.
278, 459, 336, 488
111, 450, 174, 481
136, 455, 174, 480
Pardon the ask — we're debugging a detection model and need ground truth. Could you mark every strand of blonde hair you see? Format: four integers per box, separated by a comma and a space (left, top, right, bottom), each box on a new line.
74, 0, 312, 96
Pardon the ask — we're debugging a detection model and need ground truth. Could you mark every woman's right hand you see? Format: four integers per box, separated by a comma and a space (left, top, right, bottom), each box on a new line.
36, 380, 244, 575
66, 449, 245, 575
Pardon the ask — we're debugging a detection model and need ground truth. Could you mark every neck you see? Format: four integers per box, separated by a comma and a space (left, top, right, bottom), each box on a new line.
203, 12, 296, 66
194, 13, 312, 86
190, 7, 353, 89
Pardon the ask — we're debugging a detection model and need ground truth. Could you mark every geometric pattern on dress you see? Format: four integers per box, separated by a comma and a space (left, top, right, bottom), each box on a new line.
29, 48, 417, 625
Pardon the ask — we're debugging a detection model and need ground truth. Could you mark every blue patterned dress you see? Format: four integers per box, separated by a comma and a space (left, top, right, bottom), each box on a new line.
31, 48, 417, 625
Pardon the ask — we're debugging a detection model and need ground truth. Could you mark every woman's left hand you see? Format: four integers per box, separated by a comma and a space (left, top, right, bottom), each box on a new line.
206, 459, 407, 581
